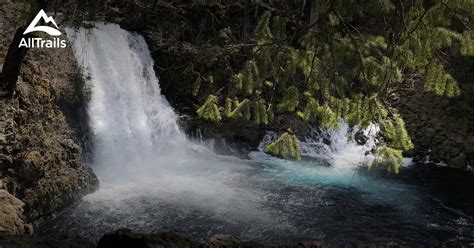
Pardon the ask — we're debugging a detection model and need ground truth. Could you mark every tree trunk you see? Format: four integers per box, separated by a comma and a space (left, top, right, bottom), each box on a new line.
1, 27, 30, 95
1, 0, 45, 95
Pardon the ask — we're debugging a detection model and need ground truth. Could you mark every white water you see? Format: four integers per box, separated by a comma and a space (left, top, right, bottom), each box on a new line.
257, 121, 381, 170
61, 24, 432, 243
66, 23, 271, 220
66, 24, 188, 181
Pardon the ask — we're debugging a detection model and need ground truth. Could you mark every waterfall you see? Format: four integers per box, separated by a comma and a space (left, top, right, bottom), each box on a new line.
256, 121, 380, 169
66, 24, 187, 179
66, 23, 381, 177
44, 24, 467, 246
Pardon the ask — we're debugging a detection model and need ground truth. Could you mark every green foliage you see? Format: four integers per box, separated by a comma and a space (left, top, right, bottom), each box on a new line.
271, 16, 287, 41
425, 62, 460, 97
199, 45, 220, 67
227, 98, 251, 121
189, 1, 472, 166
460, 31, 474, 56
192, 76, 202, 96
277, 86, 299, 112
225, 97, 233, 117
67, 68, 92, 105
236, 60, 264, 95
371, 146, 404, 174
297, 97, 339, 129
197, 95, 221, 122
265, 131, 301, 160
253, 99, 269, 125
255, 11, 273, 43
219, 27, 236, 44
234, 73, 244, 90
380, 115, 414, 151
342, 94, 388, 128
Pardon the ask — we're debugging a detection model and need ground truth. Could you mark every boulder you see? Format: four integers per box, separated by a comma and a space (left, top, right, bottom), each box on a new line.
96, 229, 329, 248
209, 234, 254, 246
0, 234, 93, 248
0, 190, 32, 234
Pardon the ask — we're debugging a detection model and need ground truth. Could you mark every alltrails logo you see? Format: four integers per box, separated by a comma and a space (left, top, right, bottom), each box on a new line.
19, 9, 67, 48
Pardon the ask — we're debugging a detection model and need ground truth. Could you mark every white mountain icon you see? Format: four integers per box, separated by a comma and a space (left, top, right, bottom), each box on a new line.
24, 9, 61, 36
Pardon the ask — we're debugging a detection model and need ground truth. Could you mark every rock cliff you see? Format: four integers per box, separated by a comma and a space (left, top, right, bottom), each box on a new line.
0, 2, 98, 229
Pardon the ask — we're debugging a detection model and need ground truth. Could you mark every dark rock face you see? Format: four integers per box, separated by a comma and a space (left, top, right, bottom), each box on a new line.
0, 3, 98, 226
0, 234, 94, 248
0, 230, 328, 248
390, 76, 473, 169
96, 229, 328, 248
97, 229, 202, 248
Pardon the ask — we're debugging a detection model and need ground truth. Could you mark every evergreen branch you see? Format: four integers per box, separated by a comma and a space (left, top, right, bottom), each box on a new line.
219, 17, 322, 55
441, 2, 471, 31
305, 48, 318, 88
395, 6, 432, 53
334, 11, 365, 77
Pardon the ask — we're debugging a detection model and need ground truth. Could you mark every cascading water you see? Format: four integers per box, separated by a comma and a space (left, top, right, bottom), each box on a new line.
256, 121, 381, 170
65, 23, 266, 216
66, 24, 187, 181
42, 24, 474, 246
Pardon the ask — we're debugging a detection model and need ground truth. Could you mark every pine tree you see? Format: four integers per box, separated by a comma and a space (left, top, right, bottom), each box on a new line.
191, 1, 473, 170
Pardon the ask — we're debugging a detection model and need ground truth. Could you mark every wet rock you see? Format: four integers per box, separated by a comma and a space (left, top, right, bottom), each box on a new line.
0, 230, 330, 248
96, 229, 329, 248
0, 234, 94, 248
0, 2, 98, 224
354, 130, 368, 145
96, 229, 196, 248
449, 154, 467, 169
465, 136, 474, 156
0, 190, 32, 234
389, 77, 473, 169
0, 133, 6, 144
209, 234, 257, 246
